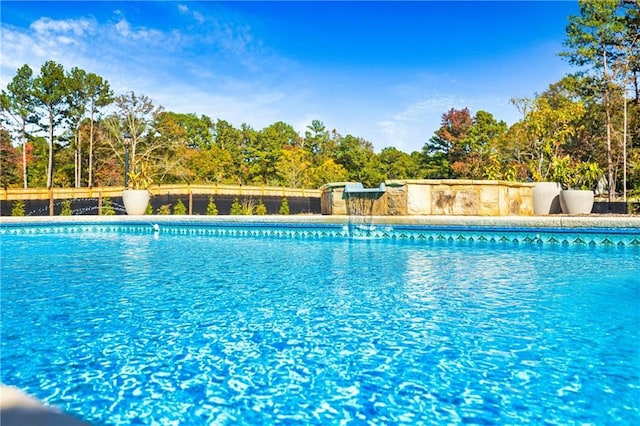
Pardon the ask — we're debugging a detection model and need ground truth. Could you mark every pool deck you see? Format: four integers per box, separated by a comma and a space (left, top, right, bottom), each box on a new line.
1, 214, 640, 229
0, 385, 89, 426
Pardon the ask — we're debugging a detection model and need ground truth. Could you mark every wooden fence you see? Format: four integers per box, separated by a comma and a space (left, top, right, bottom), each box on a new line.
0, 184, 322, 216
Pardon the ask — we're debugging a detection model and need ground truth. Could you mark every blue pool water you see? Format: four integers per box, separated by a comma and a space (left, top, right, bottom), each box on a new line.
1, 224, 639, 424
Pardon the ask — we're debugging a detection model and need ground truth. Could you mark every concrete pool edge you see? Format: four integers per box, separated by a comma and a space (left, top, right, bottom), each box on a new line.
1, 214, 640, 229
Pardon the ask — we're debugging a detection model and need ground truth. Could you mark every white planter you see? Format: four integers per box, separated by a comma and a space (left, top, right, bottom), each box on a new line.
122, 189, 150, 215
560, 190, 594, 215
532, 182, 562, 215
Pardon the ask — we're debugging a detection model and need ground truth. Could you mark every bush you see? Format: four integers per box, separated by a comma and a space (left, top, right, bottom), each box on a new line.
146, 203, 153, 215
60, 200, 73, 216
11, 200, 25, 216
241, 198, 255, 215
102, 197, 115, 215
255, 200, 267, 215
173, 199, 187, 215
230, 198, 243, 215
157, 204, 171, 215
279, 197, 290, 215
207, 196, 218, 215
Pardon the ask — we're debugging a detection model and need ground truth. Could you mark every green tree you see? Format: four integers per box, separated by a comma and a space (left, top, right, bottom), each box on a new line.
308, 158, 348, 188
173, 199, 187, 215
11, 200, 25, 216
335, 134, 383, 186
249, 122, 300, 185
103, 91, 164, 187
279, 197, 290, 215
230, 198, 243, 215
65, 66, 88, 188
206, 196, 218, 215
83, 72, 113, 187
1, 64, 34, 188
561, 0, 627, 200
377, 146, 420, 180
187, 145, 235, 183
212, 119, 246, 183
0, 129, 22, 188
255, 200, 267, 215
304, 119, 337, 162
421, 108, 473, 178
101, 197, 115, 215
60, 199, 72, 215
30, 61, 69, 188
275, 146, 311, 188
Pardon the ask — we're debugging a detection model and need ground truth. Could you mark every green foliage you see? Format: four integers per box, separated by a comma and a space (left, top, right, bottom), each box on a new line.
11, 200, 25, 216
101, 197, 115, 215
206, 196, 218, 215
2, 39, 638, 198
551, 156, 603, 190
31, 61, 68, 188
279, 197, 290, 215
241, 198, 255, 215
157, 204, 171, 215
60, 199, 73, 216
127, 163, 152, 190
229, 198, 243, 215
255, 200, 267, 215
146, 203, 153, 215
173, 199, 187, 215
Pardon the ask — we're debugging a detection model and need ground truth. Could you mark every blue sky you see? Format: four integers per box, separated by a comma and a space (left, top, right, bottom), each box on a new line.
1, 1, 579, 153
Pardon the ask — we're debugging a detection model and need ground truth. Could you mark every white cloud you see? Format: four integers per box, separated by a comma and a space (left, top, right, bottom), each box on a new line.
30, 17, 95, 36
177, 3, 205, 24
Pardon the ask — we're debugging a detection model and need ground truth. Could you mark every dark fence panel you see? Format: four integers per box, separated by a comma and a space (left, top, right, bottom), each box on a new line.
593, 202, 629, 214
1, 194, 321, 216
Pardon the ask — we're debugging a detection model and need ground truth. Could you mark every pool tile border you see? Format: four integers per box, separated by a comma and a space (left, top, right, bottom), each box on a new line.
2, 216, 640, 248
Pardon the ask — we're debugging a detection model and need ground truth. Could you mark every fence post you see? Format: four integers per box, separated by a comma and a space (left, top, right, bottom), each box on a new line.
49, 189, 54, 216
189, 191, 193, 215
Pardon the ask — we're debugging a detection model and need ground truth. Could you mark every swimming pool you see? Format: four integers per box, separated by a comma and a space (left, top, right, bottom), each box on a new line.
1, 219, 639, 424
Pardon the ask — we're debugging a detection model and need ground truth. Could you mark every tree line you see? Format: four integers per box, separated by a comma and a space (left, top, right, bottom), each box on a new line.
1, 0, 639, 198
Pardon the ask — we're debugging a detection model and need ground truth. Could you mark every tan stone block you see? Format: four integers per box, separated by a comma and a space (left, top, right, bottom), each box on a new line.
407, 184, 431, 215
479, 186, 500, 216
452, 190, 480, 215
387, 186, 407, 215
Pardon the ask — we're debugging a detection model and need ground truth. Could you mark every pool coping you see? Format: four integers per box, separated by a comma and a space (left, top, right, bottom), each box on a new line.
1, 214, 640, 229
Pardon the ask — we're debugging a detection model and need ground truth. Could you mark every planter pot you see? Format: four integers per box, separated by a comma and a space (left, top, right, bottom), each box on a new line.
122, 189, 150, 215
560, 189, 594, 215
532, 182, 562, 215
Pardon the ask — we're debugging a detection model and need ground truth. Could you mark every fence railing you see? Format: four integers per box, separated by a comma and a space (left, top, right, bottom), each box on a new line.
0, 184, 322, 201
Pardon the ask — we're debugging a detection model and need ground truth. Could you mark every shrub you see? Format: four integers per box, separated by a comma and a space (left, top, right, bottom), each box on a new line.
60, 200, 73, 216
146, 203, 153, 215
102, 197, 115, 215
173, 199, 187, 215
241, 198, 255, 215
279, 197, 290, 215
230, 198, 243, 215
255, 200, 267, 215
11, 200, 25, 216
157, 204, 171, 215
206, 196, 218, 215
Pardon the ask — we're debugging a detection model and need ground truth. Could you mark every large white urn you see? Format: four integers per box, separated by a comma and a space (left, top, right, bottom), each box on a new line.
122, 189, 150, 215
560, 190, 594, 215
532, 182, 562, 215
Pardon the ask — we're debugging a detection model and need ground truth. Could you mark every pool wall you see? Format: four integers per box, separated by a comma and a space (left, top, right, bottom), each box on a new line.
2, 215, 640, 248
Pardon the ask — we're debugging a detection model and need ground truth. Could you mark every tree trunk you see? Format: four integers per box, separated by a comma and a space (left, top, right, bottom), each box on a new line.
21, 123, 27, 189
88, 116, 94, 187
604, 49, 613, 204
47, 111, 54, 189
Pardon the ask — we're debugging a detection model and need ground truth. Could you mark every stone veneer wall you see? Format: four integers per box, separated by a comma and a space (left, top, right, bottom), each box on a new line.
321, 180, 535, 216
